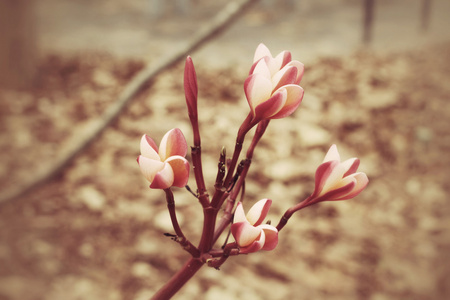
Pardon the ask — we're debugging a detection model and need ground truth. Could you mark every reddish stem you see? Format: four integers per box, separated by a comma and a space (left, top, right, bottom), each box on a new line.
197, 206, 218, 253
212, 197, 234, 243
276, 195, 314, 231
150, 257, 204, 300
207, 242, 238, 269
191, 145, 209, 207
221, 113, 255, 190
185, 56, 209, 207
213, 120, 270, 243
164, 189, 200, 257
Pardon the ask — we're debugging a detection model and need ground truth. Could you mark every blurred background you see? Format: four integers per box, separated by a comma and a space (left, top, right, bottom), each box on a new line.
0, 0, 449, 299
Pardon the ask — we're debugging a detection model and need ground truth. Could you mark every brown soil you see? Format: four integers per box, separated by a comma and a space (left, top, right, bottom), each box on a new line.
0, 40, 449, 300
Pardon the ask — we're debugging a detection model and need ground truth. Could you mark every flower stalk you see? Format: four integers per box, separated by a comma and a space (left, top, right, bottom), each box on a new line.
164, 189, 200, 257
184, 56, 209, 208
150, 257, 204, 300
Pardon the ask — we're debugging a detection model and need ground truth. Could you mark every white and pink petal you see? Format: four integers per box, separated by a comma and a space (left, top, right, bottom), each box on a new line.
233, 202, 248, 224
319, 162, 350, 196
312, 160, 338, 197
159, 128, 188, 161
270, 85, 304, 119
254, 88, 287, 120
342, 158, 360, 177
231, 222, 262, 248
252, 58, 272, 80
246, 199, 272, 226
337, 172, 368, 200
137, 155, 165, 183
165, 155, 190, 187
259, 224, 278, 251
244, 74, 273, 109
323, 144, 340, 163
319, 180, 356, 202
271, 66, 298, 93
253, 43, 272, 63
140, 135, 160, 161
239, 239, 265, 254
149, 163, 174, 189
274, 50, 292, 71
285, 60, 304, 84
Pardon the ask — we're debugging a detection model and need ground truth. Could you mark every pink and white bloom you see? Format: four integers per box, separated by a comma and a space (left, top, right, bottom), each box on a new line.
311, 145, 368, 202
245, 43, 304, 121
231, 199, 278, 254
137, 128, 190, 189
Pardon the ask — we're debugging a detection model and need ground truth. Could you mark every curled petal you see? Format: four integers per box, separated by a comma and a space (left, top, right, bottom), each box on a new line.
274, 50, 292, 70
270, 85, 304, 119
336, 172, 369, 200
271, 66, 298, 93
239, 239, 265, 254
246, 199, 272, 226
319, 161, 351, 197
140, 135, 160, 160
231, 222, 263, 248
248, 58, 262, 76
316, 181, 355, 203
149, 163, 174, 189
259, 224, 278, 251
321, 177, 356, 200
165, 156, 190, 187
252, 58, 272, 79
245, 74, 273, 112
254, 88, 287, 120
137, 155, 165, 183
285, 60, 305, 84
233, 202, 248, 224
253, 43, 272, 63
253, 43, 292, 75
159, 128, 188, 160
312, 160, 338, 198
342, 158, 360, 177
323, 144, 340, 163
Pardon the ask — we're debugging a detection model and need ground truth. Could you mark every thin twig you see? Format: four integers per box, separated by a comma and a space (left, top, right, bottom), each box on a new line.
164, 189, 200, 257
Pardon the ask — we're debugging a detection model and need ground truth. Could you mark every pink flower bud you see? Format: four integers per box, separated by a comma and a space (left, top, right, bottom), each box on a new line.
137, 129, 190, 189
184, 56, 198, 119
245, 43, 304, 121
231, 199, 278, 254
311, 145, 368, 202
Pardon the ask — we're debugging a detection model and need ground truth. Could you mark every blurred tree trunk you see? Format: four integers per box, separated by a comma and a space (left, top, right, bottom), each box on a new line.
362, 0, 375, 45
0, 0, 37, 89
421, 0, 432, 32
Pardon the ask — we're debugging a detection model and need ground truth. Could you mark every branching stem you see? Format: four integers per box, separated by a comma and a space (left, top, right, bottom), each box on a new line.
164, 189, 200, 257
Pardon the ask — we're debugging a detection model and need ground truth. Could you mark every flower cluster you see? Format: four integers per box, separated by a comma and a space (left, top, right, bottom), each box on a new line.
137, 43, 368, 263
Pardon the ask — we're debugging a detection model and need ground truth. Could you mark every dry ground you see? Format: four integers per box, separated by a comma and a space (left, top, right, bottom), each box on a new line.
0, 40, 449, 300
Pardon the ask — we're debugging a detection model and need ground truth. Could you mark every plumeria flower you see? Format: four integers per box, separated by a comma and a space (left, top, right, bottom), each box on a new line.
311, 144, 368, 202
244, 43, 304, 121
137, 128, 190, 189
231, 199, 278, 254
